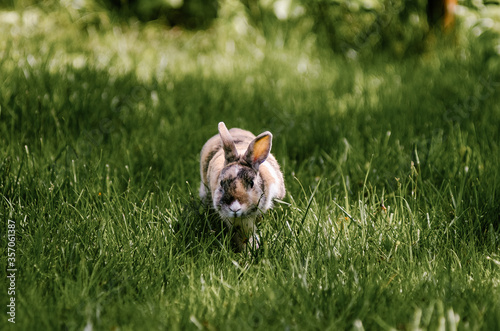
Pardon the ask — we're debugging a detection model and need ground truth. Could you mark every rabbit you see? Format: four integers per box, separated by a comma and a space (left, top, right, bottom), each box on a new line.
199, 122, 285, 251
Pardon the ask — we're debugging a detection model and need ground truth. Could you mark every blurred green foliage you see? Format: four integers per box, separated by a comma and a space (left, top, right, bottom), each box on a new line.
2, 0, 499, 58
97, 0, 218, 28
241, 0, 430, 57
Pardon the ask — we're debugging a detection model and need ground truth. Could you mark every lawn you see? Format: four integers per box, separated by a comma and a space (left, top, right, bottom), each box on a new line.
1, 2, 500, 330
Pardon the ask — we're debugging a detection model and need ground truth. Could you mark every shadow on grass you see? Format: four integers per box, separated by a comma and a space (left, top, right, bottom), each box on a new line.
171, 193, 236, 254
172, 191, 278, 261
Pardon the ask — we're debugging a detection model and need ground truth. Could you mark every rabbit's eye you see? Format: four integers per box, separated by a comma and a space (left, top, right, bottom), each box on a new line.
248, 179, 254, 188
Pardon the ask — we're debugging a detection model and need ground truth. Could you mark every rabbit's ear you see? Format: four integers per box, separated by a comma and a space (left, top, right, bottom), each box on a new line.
243, 131, 272, 171
218, 122, 238, 163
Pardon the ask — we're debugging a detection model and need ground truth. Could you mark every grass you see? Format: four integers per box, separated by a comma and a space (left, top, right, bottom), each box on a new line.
1, 3, 500, 330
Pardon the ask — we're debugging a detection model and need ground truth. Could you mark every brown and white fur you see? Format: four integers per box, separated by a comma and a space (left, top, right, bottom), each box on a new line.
199, 122, 285, 251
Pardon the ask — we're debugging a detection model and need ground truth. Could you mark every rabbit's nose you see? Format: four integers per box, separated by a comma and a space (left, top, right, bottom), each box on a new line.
229, 201, 241, 213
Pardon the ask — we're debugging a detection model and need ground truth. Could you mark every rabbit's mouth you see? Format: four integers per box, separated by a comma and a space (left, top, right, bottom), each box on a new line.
220, 203, 260, 219
220, 207, 245, 218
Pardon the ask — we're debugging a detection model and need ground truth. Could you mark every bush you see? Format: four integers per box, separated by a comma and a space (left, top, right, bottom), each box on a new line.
98, 0, 218, 28
239, 0, 429, 58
